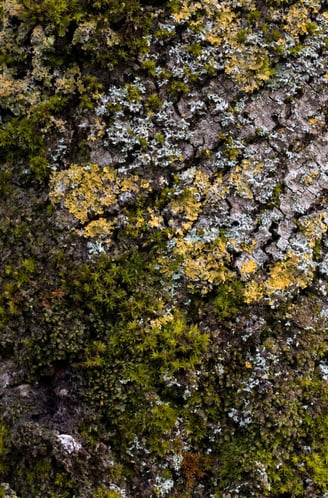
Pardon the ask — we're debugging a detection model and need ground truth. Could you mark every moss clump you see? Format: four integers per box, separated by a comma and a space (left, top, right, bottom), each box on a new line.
93, 489, 122, 498
169, 80, 189, 96
0, 423, 8, 475
213, 280, 244, 319
145, 93, 163, 112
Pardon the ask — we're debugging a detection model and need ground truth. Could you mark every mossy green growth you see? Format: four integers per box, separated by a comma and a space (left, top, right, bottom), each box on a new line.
0, 423, 8, 474
18, 0, 83, 37
125, 83, 142, 103
213, 280, 244, 319
141, 59, 157, 77
0, 169, 12, 198
6, 455, 74, 497
29, 156, 49, 181
93, 489, 122, 498
69, 252, 209, 459
0, 118, 44, 162
0, 93, 68, 180
187, 42, 202, 56
145, 93, 163, 112
169, 80, 189, 96
268, 182, 283, 208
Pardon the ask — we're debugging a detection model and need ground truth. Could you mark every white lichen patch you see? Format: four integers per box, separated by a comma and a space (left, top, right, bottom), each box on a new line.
56, 434, 82, 454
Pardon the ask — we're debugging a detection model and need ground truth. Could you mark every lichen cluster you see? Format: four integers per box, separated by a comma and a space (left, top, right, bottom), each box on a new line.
1, 0, 328, 496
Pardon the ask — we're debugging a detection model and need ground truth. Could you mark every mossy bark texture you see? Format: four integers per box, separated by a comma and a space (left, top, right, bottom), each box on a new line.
1, 0, 328, 496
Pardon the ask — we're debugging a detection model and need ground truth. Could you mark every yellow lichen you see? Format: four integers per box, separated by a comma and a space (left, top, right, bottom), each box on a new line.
228, 160, 264, 198
243, 280, 264, 304
244, 248, 315, 304
264, 250, 314, 295
147, 210, 165, 229
240, 258, 258, 275
298, 213, 328, 248
173, 0, 202, 22
283, 1, 319, 38
83, 219, 115, 240
49, 163, 152, 239
171, 237, 232, 294
172, 0, 318, 92
224, 49, 273, 93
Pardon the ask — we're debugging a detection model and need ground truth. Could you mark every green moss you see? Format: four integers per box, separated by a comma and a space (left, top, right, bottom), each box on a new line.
75, 75, 103, 109
265, 27, 283, 42
268, 182, 283, 208
187, 43, 202, 56
213, 280, 244, 319
125, 83, 141, 103
154, 132, 165, 144
0, 169, 12, 198
29, 156, 49, 180
141, 59, 157, 77
169, 80, 189, 96
312, 239, 322, 261
246, 9, 261, 24
145, 93, 163, 112
0, 118, 44, 161
305, 452, 328, 490
93, 489, 122, 498
18, 0, 82, 37
204, 62, 217, 75
223, 146, 240, 160
154, 28, 174, 41
290, 44, 305, 56
137, 136, 148, 151
198, 148, 212, 159
236, 29, 248, 43
305, 21, 318, 35
0, 423, 8, 474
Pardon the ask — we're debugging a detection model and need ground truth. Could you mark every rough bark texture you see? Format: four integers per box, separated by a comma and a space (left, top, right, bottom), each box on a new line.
1, 0, 328, 496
